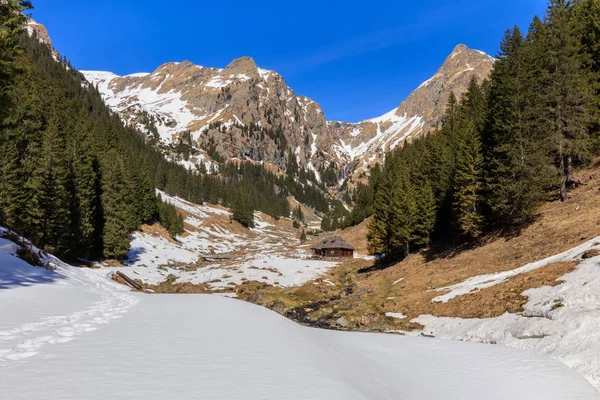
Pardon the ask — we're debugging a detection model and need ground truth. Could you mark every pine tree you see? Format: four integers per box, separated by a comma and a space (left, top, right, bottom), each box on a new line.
540, 0, 592, 201
300, 229, 307, 243
101, 150, 133, 259
29, 118, 71, 253
368, 172, 394, 256
412, 182, 436, 247
484, 27, 554, 226
388, 168, 416, 256
292, 204, 304, 228
0, 0, 32, 121
452, 78, 486, 238
573, 0, 600, 147
232, 195, 254, 228
320, 216, 331, 232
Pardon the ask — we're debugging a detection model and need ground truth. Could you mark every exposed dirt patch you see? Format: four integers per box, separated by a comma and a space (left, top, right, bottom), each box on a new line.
139, 223, 178, 244
143, 275, 210, 294
582, 249, 600, 259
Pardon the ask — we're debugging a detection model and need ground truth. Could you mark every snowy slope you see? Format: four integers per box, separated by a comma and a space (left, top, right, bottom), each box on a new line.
0, 235, 138, 362
412, 236, 600, 391
1, 232, 598, 399
96, 190, 337, 289
333, 110, 424, 162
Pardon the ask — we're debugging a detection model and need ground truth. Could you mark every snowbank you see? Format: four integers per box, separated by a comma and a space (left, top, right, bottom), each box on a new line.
414, 239, 600, 391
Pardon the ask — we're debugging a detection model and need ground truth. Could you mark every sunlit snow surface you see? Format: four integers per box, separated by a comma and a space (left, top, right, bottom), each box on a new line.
0, 238, 597, 399
95, 190, 337, 289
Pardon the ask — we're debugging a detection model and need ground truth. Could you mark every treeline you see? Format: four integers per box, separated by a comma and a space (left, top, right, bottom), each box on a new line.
361, 0, 600, 259
0, 3, 343, 260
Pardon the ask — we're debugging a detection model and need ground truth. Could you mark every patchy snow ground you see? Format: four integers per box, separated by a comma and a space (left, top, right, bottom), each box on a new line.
432, 236, 600, 303
1, 237, 597, 399
96, 191, 337, 289
413, 237, 600, 391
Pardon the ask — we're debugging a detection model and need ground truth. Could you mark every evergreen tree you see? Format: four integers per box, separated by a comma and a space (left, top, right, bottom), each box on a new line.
29, 118, 71, 253
573, 0, 600, 147
292, 204, 304, 228
388, 168, 416, 256
412, 182, 436, 247
157, 196, 184, 237
452, 78, 486, 238
540, 0, 592, 201
368, 172, 394, 256
484, 27, 554, 226
232, 195, 254, 228
101, 150, 133, 259
300, 229, 307, 243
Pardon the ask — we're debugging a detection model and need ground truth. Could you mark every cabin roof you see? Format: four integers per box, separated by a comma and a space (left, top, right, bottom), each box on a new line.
311, 237, 354, 251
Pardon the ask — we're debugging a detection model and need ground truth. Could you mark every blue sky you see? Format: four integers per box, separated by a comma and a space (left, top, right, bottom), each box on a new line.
30, 0, 547, 122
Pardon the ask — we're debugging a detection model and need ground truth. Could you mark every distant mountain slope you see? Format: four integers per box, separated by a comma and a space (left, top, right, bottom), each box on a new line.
83, 57, 333, 179
329, 44, 495, 183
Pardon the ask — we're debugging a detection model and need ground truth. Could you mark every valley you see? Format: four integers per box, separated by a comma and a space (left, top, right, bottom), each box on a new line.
4, 1, 600, 398
67, 163, 600, 392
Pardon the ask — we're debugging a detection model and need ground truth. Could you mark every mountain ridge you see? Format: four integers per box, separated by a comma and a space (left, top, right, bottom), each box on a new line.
27, 17, 494, 188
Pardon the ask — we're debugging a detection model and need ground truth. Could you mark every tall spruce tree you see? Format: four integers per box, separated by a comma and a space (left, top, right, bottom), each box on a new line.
540, 0, 592, 201
101, 150, 133, 259
573, 0, 600, 147
452, 78, 486, 238
484, 27, 554, 226
30, 117, 71, 253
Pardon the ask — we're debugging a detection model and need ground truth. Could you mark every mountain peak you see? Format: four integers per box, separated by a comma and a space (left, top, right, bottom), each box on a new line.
224, 56, 258, 75
451, 43, 469, 53
444, 44, 494, 66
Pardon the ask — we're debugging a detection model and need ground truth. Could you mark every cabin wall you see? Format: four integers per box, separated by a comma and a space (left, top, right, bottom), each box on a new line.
314, 248, 354, 258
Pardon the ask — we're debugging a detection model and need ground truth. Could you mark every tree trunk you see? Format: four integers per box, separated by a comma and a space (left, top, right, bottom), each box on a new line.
559, 143, 568, 202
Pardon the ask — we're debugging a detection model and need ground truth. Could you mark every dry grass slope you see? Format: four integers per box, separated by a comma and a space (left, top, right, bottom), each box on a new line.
258, 166, 600, 331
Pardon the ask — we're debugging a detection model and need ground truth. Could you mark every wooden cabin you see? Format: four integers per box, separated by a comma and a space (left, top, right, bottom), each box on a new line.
311, 237, 354, 258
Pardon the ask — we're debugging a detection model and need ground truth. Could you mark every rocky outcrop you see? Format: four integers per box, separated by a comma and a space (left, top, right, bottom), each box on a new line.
26, 19, 60, 61
83, 57, 333, 177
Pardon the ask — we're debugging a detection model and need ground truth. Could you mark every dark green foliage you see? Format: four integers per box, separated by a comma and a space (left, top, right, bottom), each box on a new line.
483, 27, 554, 226
232, 195, 255, 228
157, 196, 184, 237
100, 150, 133, 259
292, 204, 304, 228
452, 78, 487, 238
539, 0, 593, 201
344, 164, 382, 227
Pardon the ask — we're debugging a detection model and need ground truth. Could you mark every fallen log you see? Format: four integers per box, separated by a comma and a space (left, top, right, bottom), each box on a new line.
116, 271, 143, 291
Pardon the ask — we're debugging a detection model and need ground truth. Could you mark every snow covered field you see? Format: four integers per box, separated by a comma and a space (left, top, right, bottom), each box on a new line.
1, 239, 597, 399
98, 191, 337, 290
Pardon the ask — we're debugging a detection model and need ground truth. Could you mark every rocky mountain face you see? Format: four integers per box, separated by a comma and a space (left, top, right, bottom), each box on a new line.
26, 19, 60, 61
83, 58, 333, 177
329, 44, 495, 184
73, 25, 494, 189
